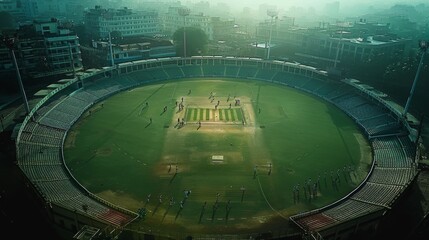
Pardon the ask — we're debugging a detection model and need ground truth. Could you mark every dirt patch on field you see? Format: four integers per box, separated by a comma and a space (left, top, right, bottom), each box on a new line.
350, 133, 373, 184
152, 96, 263, 176
240, 96, 256, 127
176, 208, 292, 235
164, 94, 269, 169
95, 147, 112, 157
97, 190, 142, 211
223, 152, 245, 164
191, 151, 244, 164
152, 157, 190, 177
355, 133, 372, 164
64, 130, 78, 148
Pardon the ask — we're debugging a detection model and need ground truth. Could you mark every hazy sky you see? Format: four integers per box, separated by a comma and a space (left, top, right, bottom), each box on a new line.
183, 0, 425, 10
177, 0, 428, 19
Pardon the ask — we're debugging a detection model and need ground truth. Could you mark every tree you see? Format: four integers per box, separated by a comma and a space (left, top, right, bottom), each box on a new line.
73, 24, 90, 45
173, 27, 208, 57
0, 12, 16, 30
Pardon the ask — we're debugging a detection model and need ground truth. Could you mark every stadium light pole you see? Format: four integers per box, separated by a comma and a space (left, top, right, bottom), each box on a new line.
334, 25, 345, 68
68, 43, 76, 78
266, 10, 277, 60
402, 40, 428, 119
108, 31, 115, 67
2, 35, 30, 115
178, 7, 190, 58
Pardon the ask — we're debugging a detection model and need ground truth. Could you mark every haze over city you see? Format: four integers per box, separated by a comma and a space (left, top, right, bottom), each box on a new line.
181, 0, 425, 9
175, 0, 427, 15
110, 0, 429, 24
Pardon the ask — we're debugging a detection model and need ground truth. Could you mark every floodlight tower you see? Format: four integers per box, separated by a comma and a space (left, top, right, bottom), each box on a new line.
108, 31, 115, 67
178, 7, 190, 58
333, 29, 343, 68
402, 40, 428, 119
2, 35, 30, 115
68, 43, 76, 78
266, 9, 278, 60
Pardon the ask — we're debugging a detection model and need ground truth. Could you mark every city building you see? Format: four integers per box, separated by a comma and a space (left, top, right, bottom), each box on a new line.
0, 0, 26, 22
84, 6, 160, 40
257, 18, 411, 66
88, 37, 175, 65
0, 18, 82, 79
210, 17, 235, 41
0, 0, 96, 24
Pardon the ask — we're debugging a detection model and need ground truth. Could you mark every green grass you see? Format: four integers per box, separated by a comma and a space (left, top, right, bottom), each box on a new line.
193, 108, 197, 121
64, 78, 371, 235
225, 109, 230, 121
199, 108, 204, 120
236, 108, 243, 122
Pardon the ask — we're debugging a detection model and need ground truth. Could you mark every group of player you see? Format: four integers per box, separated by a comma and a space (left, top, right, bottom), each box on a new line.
145, 189, 192, 210
176, 97, 185, 112
210, 92, 239, 111
143, 190, 237, 222
292, 165, 356, 203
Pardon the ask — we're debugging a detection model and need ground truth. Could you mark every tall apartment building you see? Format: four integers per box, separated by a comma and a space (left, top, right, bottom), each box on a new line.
84, 6, 160, 40
0, 0, 71, 23
0, 18, 82, 79
211, 17, 235, 41
163, 7, 213, 40
0, 0, 27, 22
90, 38, 176, 65
0, 0, 92, 24
257, 19, 410, 65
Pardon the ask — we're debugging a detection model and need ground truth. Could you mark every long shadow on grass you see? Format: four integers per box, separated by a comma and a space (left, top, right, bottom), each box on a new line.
152, 202, 161, 216
225, 207, 231, 224
138, 106, 148, 116
169, 173, 177, 184
198, 203, 206, 223
175, 208, 183, 221
162, 205, 172, 222
211, 203, 218, 222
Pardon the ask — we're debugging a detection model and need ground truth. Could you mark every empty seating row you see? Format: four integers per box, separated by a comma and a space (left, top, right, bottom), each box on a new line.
21, 165, 69, 182
18, 142, 62, 165
350, 182, 403, 207
36, 179, 83, 202
368, 167, 416, 186
322, 199, 384, 222
58, 195, 133, 226
373, 148, 412, 168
